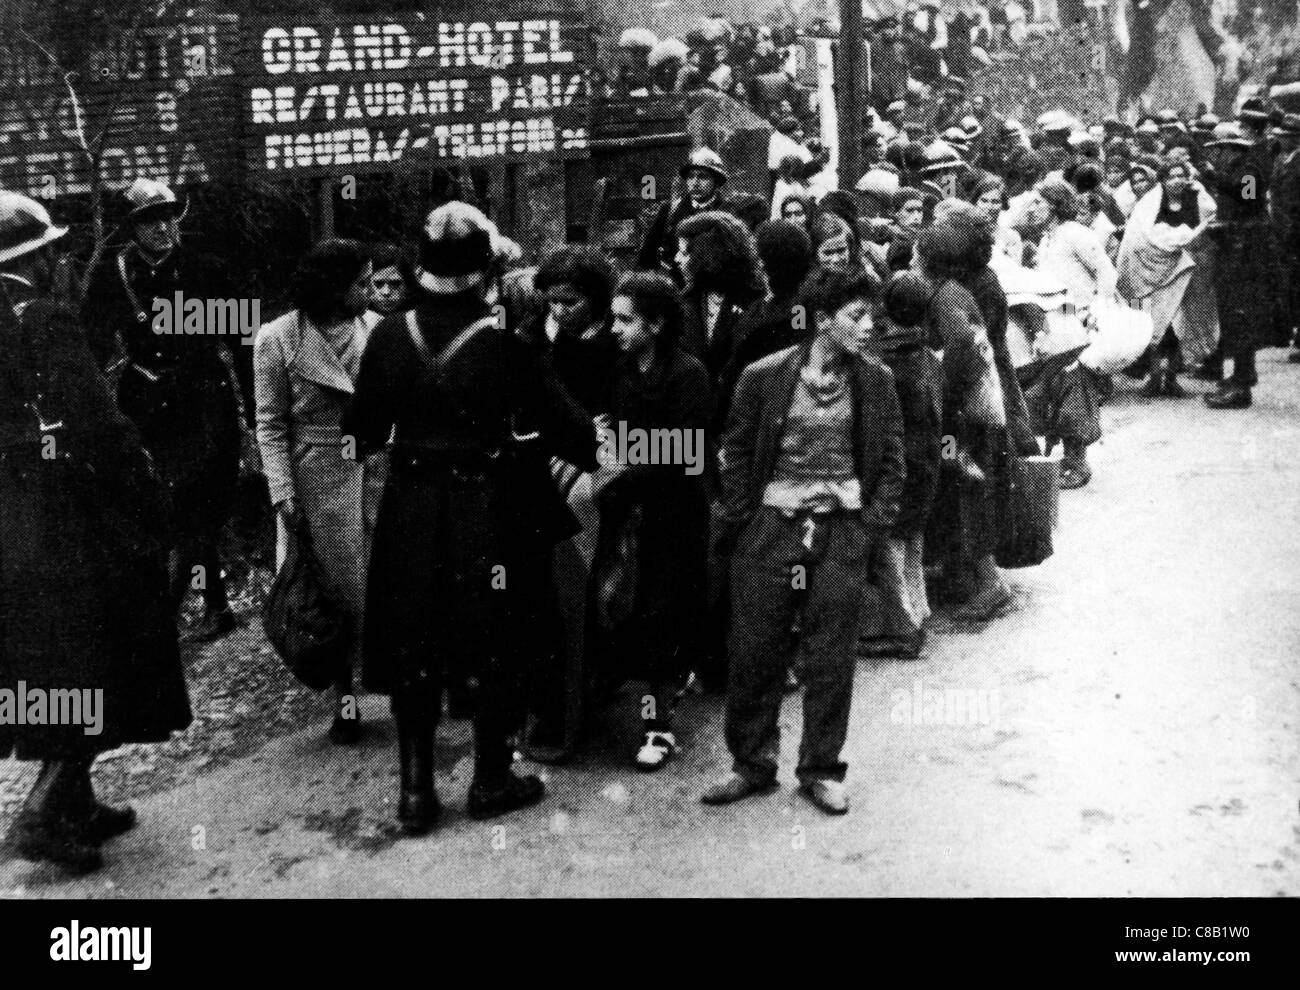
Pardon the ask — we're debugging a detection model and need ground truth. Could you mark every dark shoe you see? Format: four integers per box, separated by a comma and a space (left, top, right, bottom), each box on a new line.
397, 788, 440, 835
1161, 373, 1187, 398
1288, 350, 1300, 364
896, 629, 925, 659
1059, 459, 1092, 489
1204, 384, 1252, 409
467, 772, 545, 820
394, 708, 436, 832
860, 633, 925, 659
858, 636, 910, 659
700, 772, 778, 806
1191, 359, 1223, 381
951, 582, 1013, 621
799, 779, 850, 815
522, 720, 571, 765
12, 820, 103, 873
76, 801, 137, 844
328, 711, 362, 745
1138, 373, 1164, 398
184, 606, 236, 643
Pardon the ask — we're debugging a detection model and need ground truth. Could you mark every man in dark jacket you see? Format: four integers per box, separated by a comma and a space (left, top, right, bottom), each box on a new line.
1, 191, 191, 872
1201, 123, 1275, 409
637, 147, 735, 282
343, 202, 598, 832
1268, 114, 1300, 361
82, 179, 242, 640
702, 268, 904, 816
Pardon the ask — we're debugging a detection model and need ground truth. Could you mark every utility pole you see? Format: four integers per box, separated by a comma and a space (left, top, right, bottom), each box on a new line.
1085, 0, 1111, 114
838, 0, 866, 190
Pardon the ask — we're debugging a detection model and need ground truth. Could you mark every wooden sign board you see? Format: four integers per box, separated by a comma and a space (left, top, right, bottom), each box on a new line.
241, 5, 592, 177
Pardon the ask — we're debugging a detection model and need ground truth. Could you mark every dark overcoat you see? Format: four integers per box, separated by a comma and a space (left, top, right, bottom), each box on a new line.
81, 243, 241, 544
342, 289, 598, 696
1205, 147, 1281, 349
590, 347, 711, 685
0, 300, 191, 759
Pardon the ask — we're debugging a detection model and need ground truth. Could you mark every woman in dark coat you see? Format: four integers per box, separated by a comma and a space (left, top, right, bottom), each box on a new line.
715, 219, 814, 434
1, 197, 191, 872
915, 221, 1016, 620
516, 245, 621, 761
859, 272, 945, 659
590, 271, 711, 769
674, 210, 766, 391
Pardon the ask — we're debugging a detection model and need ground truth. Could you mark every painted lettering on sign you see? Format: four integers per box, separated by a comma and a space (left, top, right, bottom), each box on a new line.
243, 11, 591, 175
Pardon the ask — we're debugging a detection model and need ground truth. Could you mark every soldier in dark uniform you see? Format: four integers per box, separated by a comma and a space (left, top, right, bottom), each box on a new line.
1267, 114, 1300, 362
342, 203, 598, 833
1, 191, 191, 872
82, 179, 242, 641
1201, 123, 1275, 409
637, 148, 735, 283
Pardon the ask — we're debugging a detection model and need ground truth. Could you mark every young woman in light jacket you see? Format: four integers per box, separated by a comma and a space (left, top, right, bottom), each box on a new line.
254, 239, 386, 744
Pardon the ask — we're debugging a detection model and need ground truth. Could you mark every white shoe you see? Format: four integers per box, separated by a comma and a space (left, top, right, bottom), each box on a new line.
635, 731, 676, 771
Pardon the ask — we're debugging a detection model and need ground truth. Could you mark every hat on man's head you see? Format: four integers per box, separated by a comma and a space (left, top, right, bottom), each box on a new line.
416, 201, 500, 294
919, 141, 965, 174
1238, 96, 1271, 124
679, 146, 728, 185
886, 99, 906, 116
961, 115, 984, 141
856, 164, 902, 198
124, 178, 187, 225
0, 190, 68, 265
1192, 112, 1220, 133
942, 126, 971, 152
1205, 121, 1254, 149
1135, 118, 1160, 136
1156, 108, 1180, 128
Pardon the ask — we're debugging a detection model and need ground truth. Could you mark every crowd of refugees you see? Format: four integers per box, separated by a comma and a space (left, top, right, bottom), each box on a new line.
4, 8, 1300, 873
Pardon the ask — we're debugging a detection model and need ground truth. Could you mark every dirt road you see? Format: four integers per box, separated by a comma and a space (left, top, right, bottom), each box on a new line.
3, 352, 1298, 897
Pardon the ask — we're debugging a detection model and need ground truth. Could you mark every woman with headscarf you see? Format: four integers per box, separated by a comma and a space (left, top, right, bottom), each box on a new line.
1112, 159, 1159, 219
1116, 158, 1219, 398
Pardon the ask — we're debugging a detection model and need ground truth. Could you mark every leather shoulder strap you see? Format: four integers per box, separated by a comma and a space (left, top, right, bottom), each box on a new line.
405, 310, 497, 379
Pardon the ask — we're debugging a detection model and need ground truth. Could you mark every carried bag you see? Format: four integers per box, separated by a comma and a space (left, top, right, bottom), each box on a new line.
262, 515, 349, 690
996, 454, 1058, 569
592, 504, 642, 631
1079, 298, 1153, 374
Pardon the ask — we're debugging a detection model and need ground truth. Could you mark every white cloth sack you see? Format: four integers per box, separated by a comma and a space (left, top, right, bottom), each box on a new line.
1080, 299, 1154, 373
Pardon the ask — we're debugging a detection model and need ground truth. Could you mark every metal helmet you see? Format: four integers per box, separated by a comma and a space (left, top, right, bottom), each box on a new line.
679, 146, 729, 185
0, 190, 68, 266
1204, 122, 1253, 148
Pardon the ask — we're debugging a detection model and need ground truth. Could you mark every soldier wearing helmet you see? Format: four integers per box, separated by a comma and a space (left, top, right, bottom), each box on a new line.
1, 189, 191, 872
636, 147, 738, 282
81, 178, 244, 641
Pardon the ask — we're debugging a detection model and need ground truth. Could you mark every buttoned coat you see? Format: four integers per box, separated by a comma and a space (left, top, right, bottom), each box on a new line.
254, 310, 387, 619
